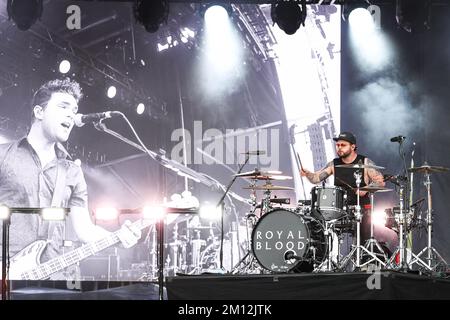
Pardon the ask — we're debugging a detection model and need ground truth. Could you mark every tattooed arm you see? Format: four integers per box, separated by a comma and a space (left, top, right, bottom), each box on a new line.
365, 158, 385, 187
300, 161, 334, 184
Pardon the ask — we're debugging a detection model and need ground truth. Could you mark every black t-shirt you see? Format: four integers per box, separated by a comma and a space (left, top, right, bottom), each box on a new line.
333, 154, 370, 206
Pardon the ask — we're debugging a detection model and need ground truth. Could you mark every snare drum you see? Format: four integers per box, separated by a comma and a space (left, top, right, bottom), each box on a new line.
311, 186, 347, 221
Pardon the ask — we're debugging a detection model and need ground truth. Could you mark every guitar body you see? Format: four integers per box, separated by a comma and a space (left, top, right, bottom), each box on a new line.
1, 218, 152, 280
2, 240, 47, 280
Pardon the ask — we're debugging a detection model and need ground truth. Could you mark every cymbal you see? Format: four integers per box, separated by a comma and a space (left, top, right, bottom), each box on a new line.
359, 185, 392, 192
408, 165, 449, 173
243, 184, 294, 191
234, 169, 283, 177
245, 175, 293, 181
335, 163, 384, 170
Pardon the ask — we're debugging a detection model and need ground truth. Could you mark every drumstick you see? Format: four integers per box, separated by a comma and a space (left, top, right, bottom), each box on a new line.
297, 152, 305, 171
335, 176, 357, 192
294, 151, 307, 199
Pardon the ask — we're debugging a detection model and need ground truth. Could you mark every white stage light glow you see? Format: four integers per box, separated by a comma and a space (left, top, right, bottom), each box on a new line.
95, 207, 119, 221
41, 207, 66, 221
58, 60, 71, 74
107, 86, 117, 98
136, 103, 145, 115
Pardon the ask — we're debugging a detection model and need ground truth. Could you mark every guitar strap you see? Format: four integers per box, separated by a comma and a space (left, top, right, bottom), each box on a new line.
51, 160, 68, 207
47, 160, 68, 243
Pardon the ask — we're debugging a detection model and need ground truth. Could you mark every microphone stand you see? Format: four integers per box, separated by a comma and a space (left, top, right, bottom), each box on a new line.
215, 154, 250, 271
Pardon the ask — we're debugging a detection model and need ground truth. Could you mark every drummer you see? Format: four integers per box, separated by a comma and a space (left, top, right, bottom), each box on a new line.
300, 132, 385, 240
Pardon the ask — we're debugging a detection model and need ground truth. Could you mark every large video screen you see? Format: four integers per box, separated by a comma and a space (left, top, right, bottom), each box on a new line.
0, 2, 340, 282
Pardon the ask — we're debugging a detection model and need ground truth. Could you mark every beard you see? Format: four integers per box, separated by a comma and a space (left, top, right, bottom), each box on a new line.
338, 150, 352, 159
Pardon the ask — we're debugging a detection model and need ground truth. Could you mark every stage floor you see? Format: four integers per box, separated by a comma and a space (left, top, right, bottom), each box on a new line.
166, 271, 450, 300
3, 271, 450, 300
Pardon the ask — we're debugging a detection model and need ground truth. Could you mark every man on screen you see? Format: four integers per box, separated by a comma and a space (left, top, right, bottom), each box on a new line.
0, 78, 141, 279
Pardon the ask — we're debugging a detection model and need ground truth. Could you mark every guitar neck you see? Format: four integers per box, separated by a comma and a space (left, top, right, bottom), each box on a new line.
21, 219, 151, 280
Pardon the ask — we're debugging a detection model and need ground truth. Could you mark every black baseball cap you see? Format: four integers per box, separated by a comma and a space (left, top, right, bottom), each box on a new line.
333, 132, 356, 145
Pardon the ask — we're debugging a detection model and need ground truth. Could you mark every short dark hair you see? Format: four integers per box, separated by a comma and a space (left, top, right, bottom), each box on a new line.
31, 78, 83, 120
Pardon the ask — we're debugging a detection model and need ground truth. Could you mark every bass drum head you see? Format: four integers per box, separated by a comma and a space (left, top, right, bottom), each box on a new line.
251, 208, 326, 273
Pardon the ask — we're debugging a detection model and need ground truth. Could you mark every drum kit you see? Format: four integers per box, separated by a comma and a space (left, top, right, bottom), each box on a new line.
230, 160, 449, 275
144, 158, 448, 278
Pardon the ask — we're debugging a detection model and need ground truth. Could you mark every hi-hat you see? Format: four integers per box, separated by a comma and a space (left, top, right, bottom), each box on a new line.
335, 163, 384, 170
243, 184, 294, 191
359, 185, 392, 192
408, 164, 449, 173
234, 169, 283, 177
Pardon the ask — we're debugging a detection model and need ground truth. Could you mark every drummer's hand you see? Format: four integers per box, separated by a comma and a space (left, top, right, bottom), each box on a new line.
358, 190, 368, 197
300, 168, 311, 177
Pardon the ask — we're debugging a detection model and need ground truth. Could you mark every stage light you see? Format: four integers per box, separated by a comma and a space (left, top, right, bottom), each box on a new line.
133, 0, 169, 33
136, 103, 145, 115
199, 204, 222, 221
41, 207, 67, 221
58, 60, 71, 74
204, 4, 232, 22
107, 86, 116, 98
396, 0, 432, 33
373, 210, 388, 228
7, 0, 43, 31
180, 27, 195, 39
348, 7, 378, 37
271, 0, 307, 35
0, 206, 10, 220
142, 206, 166, 221
157, 43, 169, 52
95, 207, 119, 221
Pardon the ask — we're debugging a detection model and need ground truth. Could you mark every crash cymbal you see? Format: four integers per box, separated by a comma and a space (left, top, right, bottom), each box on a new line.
408, 164, 449, 173
243, 184, 294, 191
234, 169, 283, 177
246, 175, 293, 181
359, 185, 392, 192
335, 163, 384, 170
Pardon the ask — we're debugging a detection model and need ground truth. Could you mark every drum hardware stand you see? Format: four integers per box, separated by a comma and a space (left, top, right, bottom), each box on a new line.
409, 170, 447, 272
339, 171, 387, 270
339, 170, 363, 270
361, 191, 387, 267
386, 181, 428, 271
230, 208, 263, 275
314, 221, 340, 272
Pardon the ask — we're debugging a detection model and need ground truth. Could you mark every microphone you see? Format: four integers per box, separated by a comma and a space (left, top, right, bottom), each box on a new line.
74, 111, 121, 127
390, 135, 406, 143
242, 150, 266, 155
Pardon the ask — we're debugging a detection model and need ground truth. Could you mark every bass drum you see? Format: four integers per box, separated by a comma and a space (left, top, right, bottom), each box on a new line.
251, 208, 327, 273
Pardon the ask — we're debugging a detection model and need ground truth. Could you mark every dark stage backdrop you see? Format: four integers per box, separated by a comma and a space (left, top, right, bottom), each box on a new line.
342, 3, 450, 264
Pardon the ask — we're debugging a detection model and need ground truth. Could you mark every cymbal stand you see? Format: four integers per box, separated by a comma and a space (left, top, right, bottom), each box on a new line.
260, 189, 272, 217
386, 182, 428, 271
230, 207, 262, 274
410, 171, 447, 272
